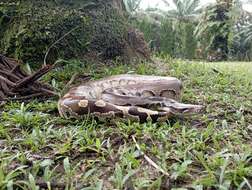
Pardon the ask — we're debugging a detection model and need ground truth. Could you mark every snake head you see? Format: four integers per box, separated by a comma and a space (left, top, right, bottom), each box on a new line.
161, 99, 204, 115
58, 96, 89, 118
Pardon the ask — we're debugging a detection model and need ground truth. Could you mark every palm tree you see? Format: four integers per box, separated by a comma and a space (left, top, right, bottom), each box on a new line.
234, 11, 252, 60
143, 0, 203, 22
166, 0, 202, 21
194, 0, 235, 61
241, 24, 252, 43
138, 0, 201, 58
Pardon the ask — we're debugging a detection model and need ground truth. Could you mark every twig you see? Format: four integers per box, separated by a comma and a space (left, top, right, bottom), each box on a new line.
4, 93, 43, 101
14, 65, 54, 89
0, 75, 16, 86
40, 87, 59, 96
0, 70, 21, 80
132, 135, 170, 177
65, 73, 79, 89
61, 73, 91, 95
0, 54, 57, 101
211, 67, 223, 75
43, 26, 80, 66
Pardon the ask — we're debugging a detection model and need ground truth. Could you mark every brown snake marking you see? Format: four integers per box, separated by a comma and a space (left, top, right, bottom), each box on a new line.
58, 74, 203, 122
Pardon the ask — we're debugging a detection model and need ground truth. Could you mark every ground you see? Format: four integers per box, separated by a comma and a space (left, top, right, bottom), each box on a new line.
0, 57, 251, 189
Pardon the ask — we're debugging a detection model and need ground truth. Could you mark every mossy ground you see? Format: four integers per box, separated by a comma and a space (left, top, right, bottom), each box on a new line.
0, 1, 127, 66
0, 57, 252, 189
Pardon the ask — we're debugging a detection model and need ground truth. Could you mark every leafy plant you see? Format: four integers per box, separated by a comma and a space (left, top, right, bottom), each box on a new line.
171, 160, 193, 180
166, 0, 202, 21
109, 163, 138, 189
123, 0, 142, 15
2, 103, 48, 129
0, 154, 27, 189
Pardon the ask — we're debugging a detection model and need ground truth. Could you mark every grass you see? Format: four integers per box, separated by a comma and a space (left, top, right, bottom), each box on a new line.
0, 56, 251, 189
207, 61, 252, 76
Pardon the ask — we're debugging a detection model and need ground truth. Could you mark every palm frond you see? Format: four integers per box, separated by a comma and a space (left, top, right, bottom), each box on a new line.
185, 0, 200, 15
123, 0, 142, 14
237, 23, 252, 45
166, 0, 203, 20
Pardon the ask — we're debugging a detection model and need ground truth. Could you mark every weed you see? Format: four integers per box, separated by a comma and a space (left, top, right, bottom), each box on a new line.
1, 58, 251, 189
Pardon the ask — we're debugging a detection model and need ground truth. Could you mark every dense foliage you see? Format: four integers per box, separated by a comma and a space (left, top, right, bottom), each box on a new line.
125, 0, 252, 61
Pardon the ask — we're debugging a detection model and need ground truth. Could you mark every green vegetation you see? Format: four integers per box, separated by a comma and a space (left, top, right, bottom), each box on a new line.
1, 0, 252, 189
123, 0, 142, 15
1, 57, 251, 189
129, 0, 252, 61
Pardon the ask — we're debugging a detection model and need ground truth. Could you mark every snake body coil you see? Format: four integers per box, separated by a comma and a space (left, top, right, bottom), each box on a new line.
58, 74, 203, 122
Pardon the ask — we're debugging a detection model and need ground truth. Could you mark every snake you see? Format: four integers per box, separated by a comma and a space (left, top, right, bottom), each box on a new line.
58, 74, 203, 122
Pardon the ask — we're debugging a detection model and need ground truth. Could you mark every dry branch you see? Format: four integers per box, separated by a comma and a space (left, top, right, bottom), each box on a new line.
132, 136, 170, 177
0, 54, 57, 101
